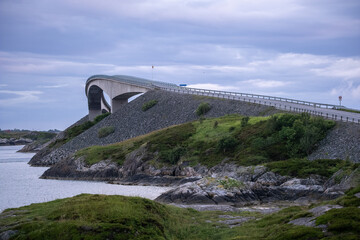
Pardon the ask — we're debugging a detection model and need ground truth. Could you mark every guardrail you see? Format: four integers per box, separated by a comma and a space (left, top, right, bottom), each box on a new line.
157, 85, 340, 109
156, 85, 360, 124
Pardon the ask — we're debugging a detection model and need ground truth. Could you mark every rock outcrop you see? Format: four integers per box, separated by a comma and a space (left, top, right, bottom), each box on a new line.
17, 140, 50, 152
155, 165, 360, 206
42, 137, 360, 205
41, 144, 203, 186
0, 138, 32, 146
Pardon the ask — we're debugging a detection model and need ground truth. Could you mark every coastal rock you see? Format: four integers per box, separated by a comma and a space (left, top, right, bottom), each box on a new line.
41, 145, 201, 186
155, 170, 346, 205
0, 230, 18, 240
323, 167, 360, 196
0, 138, 32, 146
17, 141, 50, 152
288, 204, 343, 232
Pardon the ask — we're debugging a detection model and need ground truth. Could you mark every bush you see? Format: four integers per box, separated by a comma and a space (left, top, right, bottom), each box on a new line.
196, 102, 211, 116
160, 146, 186, 164
217, 136, 238, 153
93, 112, 110, 123
98, 126, 115, 138
142, 100, 158, 111
241, 116, 249, 127
266, 158, 355, 178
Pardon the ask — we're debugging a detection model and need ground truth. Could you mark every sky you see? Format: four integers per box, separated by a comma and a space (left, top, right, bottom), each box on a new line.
0, 0, 359, 130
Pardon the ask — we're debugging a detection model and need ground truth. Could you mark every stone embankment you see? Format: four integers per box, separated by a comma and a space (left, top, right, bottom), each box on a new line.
30, 90, 278, 166
308, 122, 360, 163
28, 115, 89, 166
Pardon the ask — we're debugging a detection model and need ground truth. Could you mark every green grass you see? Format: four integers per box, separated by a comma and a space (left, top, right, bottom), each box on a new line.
76, 113, 337, 169
76, 144, 127, 165
314, 185, 360, 239
338, 108, 360, 114
0, 194, 254, 240
1, 186, 360, 239
266, 159, 359, 178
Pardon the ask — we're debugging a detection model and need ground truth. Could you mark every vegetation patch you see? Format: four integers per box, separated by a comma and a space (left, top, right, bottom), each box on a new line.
218, 177, 243, 189
98, 126, 115, 138
76, 113, 337, 169
0, 194, 258, 240
234, 113, 336, 165
266, 159, 359, 178
314, 186, 360, 238
332, 185, 360, 207
196, 102, 211, 116
142, 100, 158, 111
338, 108, 360, 114
0, 130, 56, 143
2, 186, 360, 239
48, 112, 110, 149
76, 144, 126, 166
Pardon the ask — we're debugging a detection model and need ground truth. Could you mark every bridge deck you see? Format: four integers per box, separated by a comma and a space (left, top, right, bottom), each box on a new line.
86, 75, 360, 124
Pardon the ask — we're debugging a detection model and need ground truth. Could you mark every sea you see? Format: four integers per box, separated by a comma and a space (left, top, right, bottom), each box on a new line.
0, 145, 172, 212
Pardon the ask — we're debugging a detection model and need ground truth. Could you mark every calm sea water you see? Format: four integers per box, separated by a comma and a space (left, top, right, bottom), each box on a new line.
0, 145, 172, 212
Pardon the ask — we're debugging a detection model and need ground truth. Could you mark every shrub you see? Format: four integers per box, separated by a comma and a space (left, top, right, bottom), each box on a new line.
98, 126, 115, 138
217, 136, 238, 153
93, 112, 110, 123
160, 146, 186, 164
213, 121, 218, 128
241, 116, 249, 127
266, 158, 355, 178
196, 102, 211, 116
316, 207, 360, 234
142, 100, 158, 111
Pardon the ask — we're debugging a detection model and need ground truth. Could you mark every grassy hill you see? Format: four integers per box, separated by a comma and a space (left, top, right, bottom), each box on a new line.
76, 112, 337, 171
1, 186, 359, 240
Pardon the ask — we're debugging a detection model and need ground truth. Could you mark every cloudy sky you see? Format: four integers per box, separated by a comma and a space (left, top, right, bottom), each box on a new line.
0, 0, 359, 130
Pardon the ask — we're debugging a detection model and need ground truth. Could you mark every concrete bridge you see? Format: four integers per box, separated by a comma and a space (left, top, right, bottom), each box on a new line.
85, 75, 176, 120
86, 75, 360, 123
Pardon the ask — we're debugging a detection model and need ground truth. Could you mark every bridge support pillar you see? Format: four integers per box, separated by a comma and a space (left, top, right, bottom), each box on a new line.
89, 109, 102, 121
112, 98, 128, 113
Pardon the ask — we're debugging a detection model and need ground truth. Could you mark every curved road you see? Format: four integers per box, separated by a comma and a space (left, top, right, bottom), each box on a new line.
86, 75, 360, 124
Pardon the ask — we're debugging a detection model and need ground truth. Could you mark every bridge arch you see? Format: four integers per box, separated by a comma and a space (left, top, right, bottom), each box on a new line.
85, 75, 159, 120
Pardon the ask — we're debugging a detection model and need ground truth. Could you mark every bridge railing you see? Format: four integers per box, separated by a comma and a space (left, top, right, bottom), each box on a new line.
156, 85, 360, 124
157, 85, 340, 109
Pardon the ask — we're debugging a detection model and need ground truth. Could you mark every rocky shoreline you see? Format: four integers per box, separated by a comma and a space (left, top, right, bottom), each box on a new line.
40, 142, 360, 206
0, 138, 32, 146
155, 164, 359, 206
29, 90, 360, 208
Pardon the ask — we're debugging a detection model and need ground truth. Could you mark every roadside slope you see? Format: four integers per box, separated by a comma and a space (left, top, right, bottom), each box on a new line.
30, 90, 278, 166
